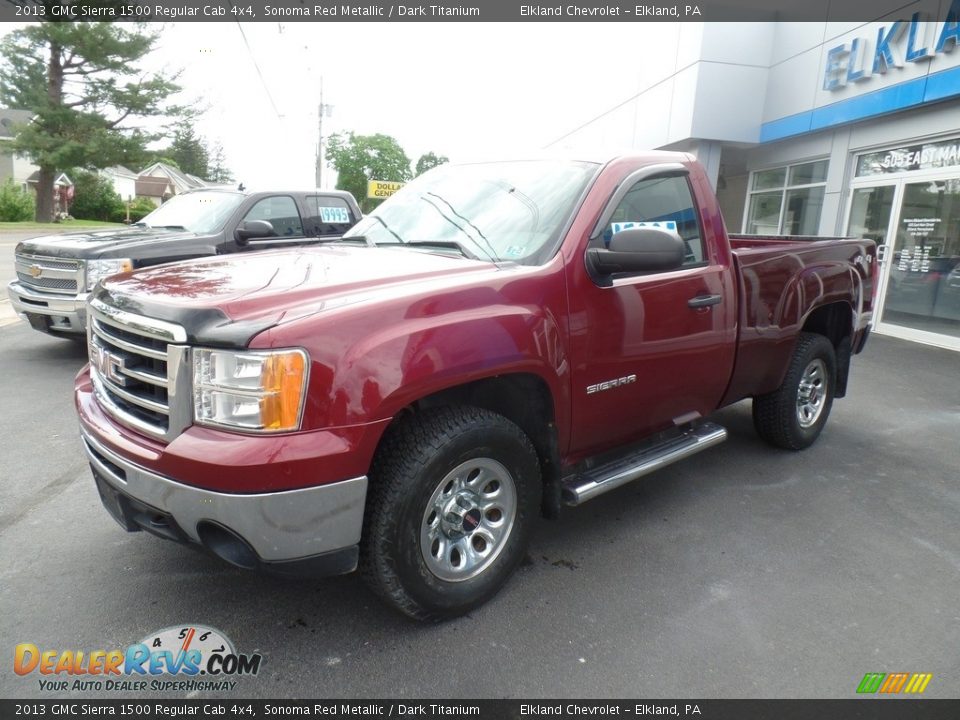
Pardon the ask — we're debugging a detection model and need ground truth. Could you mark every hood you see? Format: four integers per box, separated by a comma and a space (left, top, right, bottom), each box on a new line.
96, 245, 499, 344
18, 227, 199, 258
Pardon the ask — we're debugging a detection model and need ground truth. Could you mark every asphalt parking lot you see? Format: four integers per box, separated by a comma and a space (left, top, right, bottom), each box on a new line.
0, 233, 32, 328
0, 315, 957, 700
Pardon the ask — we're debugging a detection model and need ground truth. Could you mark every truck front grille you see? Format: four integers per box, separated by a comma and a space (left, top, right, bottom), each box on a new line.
87, 298, 191, 442
14, 253, 82, 295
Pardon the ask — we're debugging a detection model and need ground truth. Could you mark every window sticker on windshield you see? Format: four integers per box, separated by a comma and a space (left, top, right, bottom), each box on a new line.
611, 220, 677, 234
319, 207, 350, 223
505, 246, 525, 257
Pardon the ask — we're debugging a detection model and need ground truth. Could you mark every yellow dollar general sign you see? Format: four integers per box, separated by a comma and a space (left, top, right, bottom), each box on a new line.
367, 180, 404, 200
856, 672, 933, 694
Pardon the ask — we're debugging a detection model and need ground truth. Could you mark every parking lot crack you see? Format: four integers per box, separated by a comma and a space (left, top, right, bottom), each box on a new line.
0, 464, 85, 535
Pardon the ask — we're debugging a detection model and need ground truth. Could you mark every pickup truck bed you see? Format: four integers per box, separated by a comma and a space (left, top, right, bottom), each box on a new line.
724, 235, 875, 406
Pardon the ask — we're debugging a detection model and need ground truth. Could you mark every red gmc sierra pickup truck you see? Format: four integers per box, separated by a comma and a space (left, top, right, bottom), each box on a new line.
74, 152, 876, 620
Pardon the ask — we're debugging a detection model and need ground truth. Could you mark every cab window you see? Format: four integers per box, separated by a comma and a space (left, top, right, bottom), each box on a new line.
242, 196, 304, 237
305, 196, 356, 237
604, 175, 706, 266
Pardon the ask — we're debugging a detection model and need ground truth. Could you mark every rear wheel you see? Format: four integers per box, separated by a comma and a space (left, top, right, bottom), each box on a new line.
753, 332, 836, 450
361, 406, 540, 621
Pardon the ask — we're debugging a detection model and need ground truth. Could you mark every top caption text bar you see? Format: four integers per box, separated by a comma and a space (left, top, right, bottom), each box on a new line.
2, 0, 959, 22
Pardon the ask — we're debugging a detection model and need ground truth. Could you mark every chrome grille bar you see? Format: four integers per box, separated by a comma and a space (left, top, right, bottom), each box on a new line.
91, 319, 168, 361
94, 368, 170, 415
91, 299, 186, 343
117, 365, 168, 389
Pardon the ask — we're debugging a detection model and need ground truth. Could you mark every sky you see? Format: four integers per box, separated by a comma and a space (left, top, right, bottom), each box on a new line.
1, 21, 689, 188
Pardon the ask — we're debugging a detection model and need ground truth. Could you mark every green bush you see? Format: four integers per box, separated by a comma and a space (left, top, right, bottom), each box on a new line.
0, 180, 35, 221
70, 170, 124, 221
108, 196, 156, 224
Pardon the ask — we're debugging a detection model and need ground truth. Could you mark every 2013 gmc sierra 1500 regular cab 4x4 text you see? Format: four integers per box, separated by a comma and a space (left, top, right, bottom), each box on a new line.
10, 187, 360, 338
74, 152, 876, 620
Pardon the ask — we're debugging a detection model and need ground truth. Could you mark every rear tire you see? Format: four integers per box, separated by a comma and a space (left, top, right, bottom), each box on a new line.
752, 332, 836, 450
361, 406, 540, 621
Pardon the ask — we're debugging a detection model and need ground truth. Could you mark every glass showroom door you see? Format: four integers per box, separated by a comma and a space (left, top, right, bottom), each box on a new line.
878, 177, 960, 348
847, 183, 898, 324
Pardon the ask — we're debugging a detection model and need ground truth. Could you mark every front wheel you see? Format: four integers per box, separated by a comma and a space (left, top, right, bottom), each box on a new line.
752, 332, 837, 450
361, 406, 540, 621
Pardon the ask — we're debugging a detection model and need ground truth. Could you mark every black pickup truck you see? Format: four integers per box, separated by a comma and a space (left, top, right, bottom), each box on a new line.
8, 187, 361, 338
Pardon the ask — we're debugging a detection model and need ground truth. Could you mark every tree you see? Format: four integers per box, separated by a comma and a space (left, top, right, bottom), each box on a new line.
0, 19, 185, 221
415, 151, 449, 177
208, 141, 234, 184
90, 128, 155, 173
144, 155, 180, 169
168, 122, 209, 178
326, 132, 412, 212
69, 170, 123, 221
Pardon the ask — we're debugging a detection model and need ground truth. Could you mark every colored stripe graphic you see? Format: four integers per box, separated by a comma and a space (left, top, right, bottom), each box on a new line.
879, 672, 910, 693
904, 673, 933, 694
857, 673, 885, 693
858, 672, 933, 694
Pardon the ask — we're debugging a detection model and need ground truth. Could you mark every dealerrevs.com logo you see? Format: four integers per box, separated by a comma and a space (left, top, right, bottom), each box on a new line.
14, 625, 262, 693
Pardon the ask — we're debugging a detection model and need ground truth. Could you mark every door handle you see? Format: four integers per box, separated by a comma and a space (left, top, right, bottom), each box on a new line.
688, 294, 722, 309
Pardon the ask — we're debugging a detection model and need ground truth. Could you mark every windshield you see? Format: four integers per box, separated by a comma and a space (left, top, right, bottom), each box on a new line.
138, 191, 245, 234
343, 160, 598, 263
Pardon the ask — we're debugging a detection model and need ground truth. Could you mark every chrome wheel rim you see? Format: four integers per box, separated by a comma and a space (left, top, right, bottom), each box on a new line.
797, 358, 828, 428
420, 458, 517, 582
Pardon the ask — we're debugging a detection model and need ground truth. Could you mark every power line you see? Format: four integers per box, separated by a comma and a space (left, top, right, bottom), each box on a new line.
234, 21, 283, 119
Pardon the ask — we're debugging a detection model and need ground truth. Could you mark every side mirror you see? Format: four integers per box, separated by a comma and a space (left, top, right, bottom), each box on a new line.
587, 227, 685, 275
235, 219, 275, 243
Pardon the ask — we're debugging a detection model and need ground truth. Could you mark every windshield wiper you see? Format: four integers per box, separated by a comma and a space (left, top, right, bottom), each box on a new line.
392, 240, 482, 260
314, 235, 374, 246
423, 192, 500, 262
366, 215, 404, 244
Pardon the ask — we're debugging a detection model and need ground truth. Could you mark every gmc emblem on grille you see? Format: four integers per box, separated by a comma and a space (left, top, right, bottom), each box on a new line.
92, 345, 128, 387
28, 264, 43, 278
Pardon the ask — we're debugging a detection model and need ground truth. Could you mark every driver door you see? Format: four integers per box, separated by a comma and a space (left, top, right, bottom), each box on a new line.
568, 170, 737, 454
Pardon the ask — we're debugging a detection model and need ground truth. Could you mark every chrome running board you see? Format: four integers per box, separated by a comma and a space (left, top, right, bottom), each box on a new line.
562, 422, 727, 506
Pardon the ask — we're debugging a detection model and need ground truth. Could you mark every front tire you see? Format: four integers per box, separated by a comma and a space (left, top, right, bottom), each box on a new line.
752, 332, 836, 450
361, 406, 540, 621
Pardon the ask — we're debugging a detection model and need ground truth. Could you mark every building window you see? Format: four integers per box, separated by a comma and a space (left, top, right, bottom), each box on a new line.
745, 160, 828, 235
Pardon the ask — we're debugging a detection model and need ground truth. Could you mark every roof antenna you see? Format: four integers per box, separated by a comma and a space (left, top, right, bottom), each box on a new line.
237, 182, 245, 191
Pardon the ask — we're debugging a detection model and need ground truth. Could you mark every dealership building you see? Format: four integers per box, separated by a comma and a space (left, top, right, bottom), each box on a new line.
557, 18, 960, 350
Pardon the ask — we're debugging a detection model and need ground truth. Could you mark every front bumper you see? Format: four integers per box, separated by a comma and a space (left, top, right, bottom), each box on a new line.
7, 280, 87, 334
81, 428, 368, 576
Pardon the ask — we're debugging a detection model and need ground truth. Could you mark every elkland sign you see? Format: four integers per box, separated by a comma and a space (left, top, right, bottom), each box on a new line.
823, 13, 960, 90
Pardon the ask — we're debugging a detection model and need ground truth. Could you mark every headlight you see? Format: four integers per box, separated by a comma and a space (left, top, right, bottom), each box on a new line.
193, 348, 309, 433
86, 258, 133, 291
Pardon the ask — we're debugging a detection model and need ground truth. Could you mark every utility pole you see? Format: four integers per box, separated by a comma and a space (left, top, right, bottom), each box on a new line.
315, 77, 334, 189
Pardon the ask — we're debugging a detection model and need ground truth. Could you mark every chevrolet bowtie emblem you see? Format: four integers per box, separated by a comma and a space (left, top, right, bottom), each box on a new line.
28, 264, 43, 278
